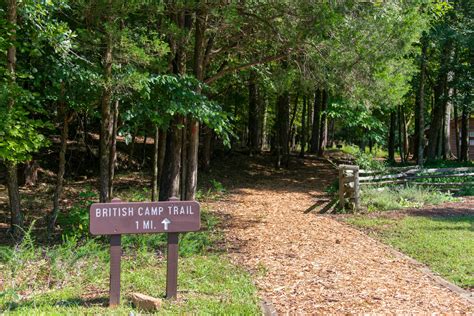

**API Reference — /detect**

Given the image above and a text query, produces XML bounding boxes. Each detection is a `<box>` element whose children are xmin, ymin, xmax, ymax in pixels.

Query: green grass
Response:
<box><xmin>0</xmin><ymin>209</ymin><xmax>259</xmax><ymax>314</ymax></box>
<box><xmin>345</xmin><ymin>215</ymin><xmax>474</xmax><ymax>289</ymax></box>
<box><xmin>361</xmin><ymin>186</ymin><xmax>458</xmax><ymax>212</ymax></box>
<box><xmin>423</xmin><ymin>159</ymin><xmax>474</xmax><ymax>168</ymax></box>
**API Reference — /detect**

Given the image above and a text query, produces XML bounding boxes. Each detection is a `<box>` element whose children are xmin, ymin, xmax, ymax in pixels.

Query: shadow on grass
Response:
<box><xmin>4</xmin><ymin>296</ymin><xmax>109</xmax><ymax>311</ymax></box>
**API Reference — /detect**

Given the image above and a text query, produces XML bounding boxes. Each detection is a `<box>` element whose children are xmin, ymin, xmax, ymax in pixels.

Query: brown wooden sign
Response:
<box><xmin>89</xmin><ymin>200</ymin><xmax>200</xmax><ymax>235</ymax></box>
<box><xmin>89</xmin><ymin>198</ymin><xmax>200</xmax><ymax>307</ymax></box>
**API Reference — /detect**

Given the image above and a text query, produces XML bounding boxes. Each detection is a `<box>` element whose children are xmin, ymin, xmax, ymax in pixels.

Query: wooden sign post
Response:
<box><xmin>89</xmin><ymin>198</ymin><xmax>200</xmax><ymax>307</ymax></box>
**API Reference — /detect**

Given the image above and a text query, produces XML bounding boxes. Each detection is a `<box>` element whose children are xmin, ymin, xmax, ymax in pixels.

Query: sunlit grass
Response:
<box><xmin>361</xmin><ymin>186</ymin><xmax>458</xmax><ymax>212</ymax></box>
<box><xmin>345</xmin><ymin>215</ymin><xmax>474</xmax><ymax>288</ymax></box>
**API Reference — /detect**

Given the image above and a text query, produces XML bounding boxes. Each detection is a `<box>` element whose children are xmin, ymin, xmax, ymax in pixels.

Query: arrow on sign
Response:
<box><xmin>161</xmin><ymin>218</ymin><xmax>171</xmax><ymax>231</ymax></box>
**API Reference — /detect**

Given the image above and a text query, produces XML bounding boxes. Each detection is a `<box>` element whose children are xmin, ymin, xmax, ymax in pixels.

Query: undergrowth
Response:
<box><xmin>340</xmin><ymin>144</ymin><xmax>386</xmax><ymax>171</ymax></box>
<box><xmin>361</xmin><ymin>185</ymin><xmax>458</xmax><ymax>212</ymax></box>
<box><xmin>0</xmin><ymin>182</ymin><xmax>259</xmax><ymax>314</ymax></box>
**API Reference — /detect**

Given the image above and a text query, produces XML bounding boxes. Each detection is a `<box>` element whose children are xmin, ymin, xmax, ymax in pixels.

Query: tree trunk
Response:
<box><xmin>318</xmin><ymin>89</ymin><xmax>328</xmax><ymax>156</ymax></box>
<box><xmin>99</xmin><ymin>21</ymin><xmax>114</xmax><ymax>203</ymax></box>
<box><xmin>180</xmin><ymin>118</ymin><xmax>187</xmax><ymax>200</ymax></box>
<box><xmin>427</xmin><ymin>41</ymin><xmax>451</xmax><ymax>161</ymax></box>
<box><xmin>310</xmin><ymin>89</ymin><xmax>321</xmax><ymax>153</ymax></box>
<box><xmin>129</xmin><ymin>127</ymin><xmax>137</xmax><ymax>161</ymax></box>
<box><xmin>259</xmin><ymin>94</ymin><xmax>266</xmax><ymax>150</ymax></box>
<box><xmin>415</xmin><ymin>38</ymin><xmax>426</xmax><ymax>166</ymax></box>
<box><xmin>201</xmin><ymin>127</ymin><xmax>213</xmax><ymax>171</ymax></box>
<box><xmin>454</xmin><ymin>98</ymin><xmax>460</xmax><ymax>159</ymax></box>
<box><xmin>307</xmin><ymin>94</ymin><xmax>313</xmax><ymax>148</ymax></box>
<box><xmin>288</xmin><ymin>94</ymin><xmax>299</xmax><ymax>152</ymax></box>
<box><xmin>299</xmin><ymin>95</ymin><xmax>307</xmax><ymax>158</ymax></box>
<box><xmin>402</xmin><ymin>106</ymin><xmax>409</xmax><ymax>161</ymax></box>
<box><xmin>108</xmin><ymin>100</ymin><xmax>119</xmax><ymax>199</ymax></box>
<box><xmin>141</xmin><ymin>131</ymin><xmax>148</xmax><ymax>167</ymax></box>
<box><xmin>388</xmin><ymin>111</ymin><xmax>396</xmax><ymax>162</ymax></box>
<box><xmin>248</xmin><ymin>72</ymin><xmax>260</xmax><ymax>155</ymax></box>
<box><xmin>48</xmin><ymin>85</ymin><xmax>70</xmax><ymax>233</ymax></box>
<box><xmin>158</xmin><ymin>129</ymin><xmax>166</xmax><ymax>187</ymax></box>
<box><xmin>398</xmin><ymin>104</ymin><xmax>405</xmax><ymax>163</ymax></box>
<box><xmin>275</xmin><ymin>92</ymin><xmax>290</xmax><ymax>168</ymax></box>
<box><xmin>152</xmin><ymin>126</ymin><xmax>159</xmax><ymax>201</ymax></box>
<box><xmin>6</xmin><ymin>163</ymin><xmax>21</xmax><ymax>233</ymax></box>
<box><xmin>185</xmin><ymin>119</ymin><xmax>199</xmax><ymax>200</ymax></box>
<box><xmin>160</xmin><ymin>7</ymin><xmax>189</xmax><ymax>202</ymax></box>
<box><xmin>460</xmin><ymin>107</ymin><xmax>469</xmax><ymax>162</ymax></box>
<box><xmin>427</xmin><ymin>86</ymin><xmax>444</xmax><ymax>160</ymax></box>
<box><xmin>159</xmin><ymin>116</ymin><xmax>183</xmax><ymax>201</ymax></box>
<box><xmin>443</xmin><ymin>86</ymin><xmax>453</xmax><ymax>159</ymax></box>
<box><xmin>5</xmin><ymin>0</ymin><xmax>21</xmax><ymax>235</ymax></box>
<box><xmin>4</xmin><ymin>68</ymin><xmax>19</xmax><ymax>247</ymax></box>
<box><xmin>328</xmin><ymin>118</ymin><xmax>335</xmax><ymax>148</ymax></box>
<box><xmin>184</xmin><ymin>4</ymin><xmax>205</xmax><ymax>201</ymax></box>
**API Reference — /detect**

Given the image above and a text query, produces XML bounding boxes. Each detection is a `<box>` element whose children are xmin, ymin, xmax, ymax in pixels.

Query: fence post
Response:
<box><xmin>338</xmin><ymin>166</ymin><xmax>345</xmax><ymax>209</ymax></box>
<box><xmin>353</xmin><ymin>166</ymin><xmax>360</xmax><ymax>211</ymax></box>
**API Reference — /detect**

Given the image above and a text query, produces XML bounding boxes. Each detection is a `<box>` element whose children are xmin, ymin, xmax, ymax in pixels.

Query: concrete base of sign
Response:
<box><xmin>129</xmin><ymin>292</ymin><xmax>162</xmax><ymax>311</ymax></box>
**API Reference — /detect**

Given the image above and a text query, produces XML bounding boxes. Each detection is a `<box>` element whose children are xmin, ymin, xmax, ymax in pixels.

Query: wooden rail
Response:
<box><xmin>338</xmin><ymin>165</ymin><xmax>474</xmax><ymax>211</ymax></box>
<box><xmin>359</xmin><ymin>166</ymin><xmax>474</xmax><ymax>186</ymax></box>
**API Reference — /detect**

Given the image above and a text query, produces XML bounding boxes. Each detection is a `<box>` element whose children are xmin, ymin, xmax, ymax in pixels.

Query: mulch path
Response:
<box><xmin>203</xmin><ymin>154</ymin><xmax>474</xmax><ymax>314</ymax></box>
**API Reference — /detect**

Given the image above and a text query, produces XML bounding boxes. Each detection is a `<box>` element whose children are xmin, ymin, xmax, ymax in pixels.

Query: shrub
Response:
<box><xmin>354</xmin><ymin>151</ymin><xmax>386</xmax><ymax>172</ymax></box>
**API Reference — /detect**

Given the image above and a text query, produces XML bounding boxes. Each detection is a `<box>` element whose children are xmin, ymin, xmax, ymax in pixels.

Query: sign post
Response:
<box><xmin>89</xmin><ymin>198</ymin><xmax>200</xmax><ymax>307</ymax></box>
<box><xmin>166</xmin><ymin>232</ymin><xmax>179</xmax><ymax>299</ymax></box>
<box><xmin>109</xmin><ymin>234</ymin><xmax>121</xmax><ymax>306</ymax></box>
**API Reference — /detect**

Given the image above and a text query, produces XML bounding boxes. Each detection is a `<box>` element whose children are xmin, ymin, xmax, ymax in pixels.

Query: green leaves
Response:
<box><xmin>0</xmin><ymin>106</ymin><xmax>50</xmax><ymax>163</ymax></box>
<box><xmin>121</xmin><ymin>75</ymin><xmax>234</xmax><ymax>146</ymax></box>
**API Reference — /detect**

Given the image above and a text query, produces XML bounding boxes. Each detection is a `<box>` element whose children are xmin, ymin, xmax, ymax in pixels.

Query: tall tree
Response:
<box><xmin>98</xmin><ymin>0</ymin><xmax>115</xmax><ymax>203</ymax></box>
<box><xmin>415</xmin><ymin>36</ymin><xmax>427</xmax><ymax>166</ymax></box>
<box><xmin>5</xmin><ymin>0</ymin><xmax>21</xmax><ymax>234</ymax></box>
<box><xmin>310</xmin><ymin>89</ymin><xmax>321</xmax><ymax>153</ymax></box>
<box><xmin>318</xmin><ymin>89</ymin><xmax>328</xmax><ymax>156</ymax></box>
<box><xmin>299</xmin><ymin>95</ymin><xmax>307</xmax><ymax>158</ymax></box>
<box><xmin>49</xmin><ymin>84</ymin><xmax>71</xmax><ymax>233</ymax></box>
<box><xmin>388</xmin><ymin>111</ymin><xmax>396</xmax><ymax>162</ymax></box>
<box><xmin>275</xmin><ymin>92</ymin><xmax>290</xmax><ymax>168</ymax></box>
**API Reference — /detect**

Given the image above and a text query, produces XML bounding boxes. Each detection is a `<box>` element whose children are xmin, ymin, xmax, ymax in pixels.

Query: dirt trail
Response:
<box><xmin>204</xmin><ymin>154</ymin><xmax>473</xmax><ymax>314</ymax></box>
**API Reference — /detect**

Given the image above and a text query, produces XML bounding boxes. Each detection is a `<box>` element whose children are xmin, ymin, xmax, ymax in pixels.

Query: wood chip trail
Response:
<box><xmin>204</xmin><ymin>156</ymin><xmax>473</xmax><ymax>314</ymax></box>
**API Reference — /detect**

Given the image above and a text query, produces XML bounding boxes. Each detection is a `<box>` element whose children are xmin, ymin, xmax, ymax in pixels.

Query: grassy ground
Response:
<box><xmin>360</xmin><ymin>186</ymin><xmax>458</xmax><ymax>212</ymax></box>
<box><xmin>0</xmin><ymin>177</ymin><xmax>260</xmax><ymax>314</ymax></box>
<box><xmin>344</xmin><ymin>214</ymin><xmax>474</xmax><ymax>289</ymax></box>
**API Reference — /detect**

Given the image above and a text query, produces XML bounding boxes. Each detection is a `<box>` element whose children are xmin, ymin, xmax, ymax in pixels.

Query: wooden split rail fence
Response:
<box><xmin>338</xmin><ymin>165</ymin><xmax>474</xmax><ymax>211</ymax></box>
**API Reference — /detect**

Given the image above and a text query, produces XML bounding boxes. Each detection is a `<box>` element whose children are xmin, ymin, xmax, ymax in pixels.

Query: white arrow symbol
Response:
<box><xmin>161</xmin><ymin>218</ymin><xmax>171</xmax><ymax>231</ymax></box>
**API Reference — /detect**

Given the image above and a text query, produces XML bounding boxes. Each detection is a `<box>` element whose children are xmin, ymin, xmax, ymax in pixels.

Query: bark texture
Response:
<box><xmin>48</xmin><ymin>87</ymin><xmax>70</xmax><ymax>233</ymax></box>
<box><xmin>108</xmin><ymin>100</ymin><xmax>119</xmax><ymax>199</ymax></box>
<box><xmin>6</xmin><ymin>0</ymin><xmax>21</xmax><ymax>235</ymax></box>
<box><xmin>310</xmin><ymin>89</ymin><xmax>321</xmax><ymax>153</ymax></box>
<box><xmin>159</xmin><ymin>116</ymin><xmax>183</xmax><ymax>201</ymax></box>
<box><xmin>318</xmin><ymin>90</ymin><xmax>328</xmax><ymax>156</ymax></box>
<box><xmin>275</xmin><ymin>92</ymin><xmax>290</xmax><ymax>169</ymax></box>
<box><xmin>415</xmin><ymin>39</ymin><xmax>426</xmax><ymax>166</ymax></box>
<box><xmin>152</xmin><ymin>127</ymin><xmax>159</xmax><ymax>201</ymax></box>
<box><xmin>248</xmin><ymin>72</ymin><xmax>262</xmax><ymax>154</ymax></box>
<box><xmin>460</xmin><ymin>108</ymin><xmax>469</xmax><ymax>161</ymax></box>
<box><xmin>299</xmin><ymin>95</ymin><xmax>307</xmax><ymax>158</ymax></box>
<box><xmin>388</xmin><ymin>111</ymin><xmax>396</xmax><ymax>162</ymax></box>
<box><xmin>99</xmin><ymin>19</ymin><xmax>113</xmax><ymax>203</ymax></box>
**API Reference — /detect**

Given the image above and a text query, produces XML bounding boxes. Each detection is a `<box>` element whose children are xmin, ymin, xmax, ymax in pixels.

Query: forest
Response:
<box><xmin>0</xmin><ymin>0</ymin><xmax>473</xmax><ymax>314</ymax></box>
